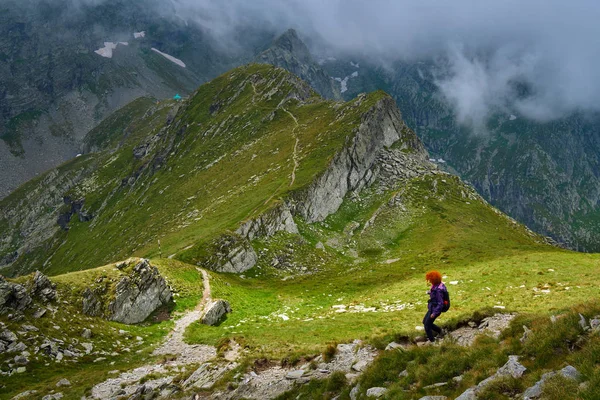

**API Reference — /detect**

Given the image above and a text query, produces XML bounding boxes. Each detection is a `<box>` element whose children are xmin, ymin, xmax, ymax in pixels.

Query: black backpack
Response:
<box><xmin>441</xmin><ymin>287</ymin><xmax>451</xmax><ymax>312</ymax></box>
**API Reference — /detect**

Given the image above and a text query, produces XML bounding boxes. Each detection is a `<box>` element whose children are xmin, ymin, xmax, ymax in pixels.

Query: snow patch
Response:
<box><xmin>350</xmin><ymin>61</ymin><xmax>360</xmax><ymax>68</ymax></box>
<box><xmin>151</xmin><ymin>48</ymin><xmax>186</xmax><ymax>68</ymax></box>
<box><xmin>351</xmin><ymin>71</ymin><xmax>359</xmax><ymax>78</ymax></box>
<box><xmin>95</xmin><ymin>42</ymin><xmax>125</xmax><ymax>58</ymax></box>
<box><xmin>509</xmin><ymin>114</ymin><xmax>517</xmax><ymax>120</ymax></box>
<box><xmin>134</xmin><ymin>31</ymin><xmax>146</xmax><ymax>39</ymax></box>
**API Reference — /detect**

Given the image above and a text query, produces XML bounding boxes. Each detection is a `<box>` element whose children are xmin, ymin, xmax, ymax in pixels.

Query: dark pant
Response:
<box><xmin>423</xmin><ymin>309</ymin><xmax>442</xmax><ymax>342</ymax></box>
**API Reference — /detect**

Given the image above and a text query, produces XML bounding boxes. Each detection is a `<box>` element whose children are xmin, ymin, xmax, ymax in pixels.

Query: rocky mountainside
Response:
<box><xmin>0</xmin><ymin>0</ymin><xmax>271</xmax><ymax>199</ymax></box>
<box><xmin>319</xmin><ymin>56</ymin><xmax>600</xmax><ymax>252</ymax></box>
<box><xmin>0</xmin><ymin>63</ymin><xmax>598</xmax><ymax>399</ymax></box>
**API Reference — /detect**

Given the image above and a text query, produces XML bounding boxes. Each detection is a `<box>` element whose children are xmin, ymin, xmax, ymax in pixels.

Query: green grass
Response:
<box><xmin>281</xmin><ymin>300</ymin><xmax>600</xmax><ymax>400</ymax></box>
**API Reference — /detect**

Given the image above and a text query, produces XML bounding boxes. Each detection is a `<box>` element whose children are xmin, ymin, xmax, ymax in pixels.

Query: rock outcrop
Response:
<box><xmin>82</xmin><ymin>259</ymin><xmax>172</xmax><ymax>324</ymax></box>
<box><xmin>0</xmin><ymin>277</ymin><xmax>31</xmax><ymax>314</ymax></box>
<box><xmin>201</xmin><ymin>300</ymin><xmax>232</xmax><ymax>326</ymax></box>
<box><xmin>29</xmin><ymin>271</ymin><xmax>57</xmax><ymax>303</ymax></box>
<box><xmin>108</xmin><ymin>259</ymin><xmax>172</xmax><ymax>324</ymax></box>
<box><xmin>293</xmin><ymin>96</ymin><xmax>430</xmax><ymax>223</ymax></box>
<box><xmin>236</xmin><ymin>203</ymin><xmax>298</xmax><ymax>241</ymax></box>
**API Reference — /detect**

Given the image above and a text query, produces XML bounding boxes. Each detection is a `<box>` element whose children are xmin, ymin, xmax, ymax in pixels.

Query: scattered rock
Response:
<box><xmin>22</xmin><ymin>324</ymin><xmax>38</xmax><ymax>332</ymax></box>
<box><xmin>42</xmin><ymin>394</ymin><xmax>63</xmax><ymax>400</ymax></box>
<box><xmin>423</xmin><ymin>382</ymin><xmax>448</xmax><ymax>389</ymax></box>
<box><xmin>33</xmin><ymin>308</ymin><xmax>47</xmax><ymax>318</ymax></box>
<box><xmin>56</xmin><ymin>378</ymin><xmax>71</xmax><ymax>387</ymax></box>
<box><xmin>350</xmin><ymin>384</ymin><xmax>360</xmax><ymax>400</ymax></box>
<box><xmin>520</xmin><ymin>325</ymin><xmax>532</xmax><ymax>343</ymax></box>
<box><xmin>366</xmin><ymin>387</ymin><xmax>388</xmax><ymax>398</ymax></box>
<box><xmin>590</xmin><ymin>317</ymin><xmax>600</xmax><ymax>332</ymax></box>
<box><xmin>16</xmin><ymin>366</ymin><xmax>26</xmax><ymax>373</ymax></box>
<box><xmin>0</xmin><ymin>329</ymin><xmax>17</xmax><ymax>342</ymax></box>
<box><xmin>286</xmin><ymin>370</ymin><xmax>305</xmax><ymax>379</ymax></box>
<box><xmin>201</xmin><ymin>299</ymin><xmax>231</xmax><ymax>326</ymax></box>
<box><xmin>523</xmin><ymin>365</ymin><xmax>582</xmax><ymax>399</ymax></box>
<box><xmin>385</xmin><ymin>341</ymin><xmax>406</xmax><ymax>351</ymax></box>
<box><xmin>82</xmin><ymin>328</ymin><xmax>92</xmax><ymax>339</ymax></box>
<box><xmin>14</xmin><ymin>355</ymin><xmax>28</xmax><ymax>365</ymax></box>
<box><xmin>419</xmin><ymin>396</ymin><xmax>448</xmax><ymax>400</ymax></box>
<box><xmin>315</xmin><ymin>242</ymin><xmax>325</xmax><ymax>250</ymax></box>
<box><xmin>11</xmin><ymin>390</ymin><xmax>38</xmax><ymax>399</ymax></box>
<box><xmin>579</xmin><ymin>313</ymin><xmax>588</xmax><ymax>330</ymax></box>
<box><xmin>352</xmin><ymin>360</ymin><xmax>369</xmax><ymax>372</ymax></box>
<box><xmin>398</xmin><ymin>369</ymin><xmax>409</xmax><ymax>378</ymax></box>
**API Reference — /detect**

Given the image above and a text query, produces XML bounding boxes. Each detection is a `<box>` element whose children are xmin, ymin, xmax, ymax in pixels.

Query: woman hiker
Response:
<box><xmin>423</xmin><ymin>270</ymin><xmax>446</xmax><ymax>342</ymax></box>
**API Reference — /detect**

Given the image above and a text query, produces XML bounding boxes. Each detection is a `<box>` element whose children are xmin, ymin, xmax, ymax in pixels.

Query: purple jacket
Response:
<box><xmin>428</xmin><ymin>283</ymin><xmax>446</xmax><ymax>315</ymax></box>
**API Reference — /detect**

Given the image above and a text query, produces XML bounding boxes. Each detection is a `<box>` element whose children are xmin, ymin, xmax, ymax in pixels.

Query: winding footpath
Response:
<box><xmin>89</xmin><ymin>269</ymin><xmax>217</xmax><ymax>399</ymax></box>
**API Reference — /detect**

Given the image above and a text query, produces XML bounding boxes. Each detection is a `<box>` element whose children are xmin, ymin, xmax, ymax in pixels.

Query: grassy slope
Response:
<box><xmin>0</xmin><ymin>64</ymin><xmax>386</xmax><ymax>276</ymax></box>
<box><xmin>184</xmin><ymin>175</ymin><xmax>600</xmax><ymax>358</ymax></box>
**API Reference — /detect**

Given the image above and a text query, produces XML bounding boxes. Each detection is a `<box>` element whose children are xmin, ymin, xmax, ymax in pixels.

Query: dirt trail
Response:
<box><xmin>89</xmin><ymin>268</ymin><xmax>217</xmax><ymax>399</ymax></box>
<box><xmin>282</xmin><ymin>108</ymin><xmax>300</xmax><ymax>187</ymax></box>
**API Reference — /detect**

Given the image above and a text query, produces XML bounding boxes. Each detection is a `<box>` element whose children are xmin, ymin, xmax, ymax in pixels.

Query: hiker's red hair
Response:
<box><xmin>425</xmin><ymin>270</ymin><xmax>442</xmax><ymax>285</ymax></box>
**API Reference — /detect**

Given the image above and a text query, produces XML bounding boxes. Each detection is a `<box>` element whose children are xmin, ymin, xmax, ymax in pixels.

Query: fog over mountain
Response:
<box><xmin>162</xmin><ymin>0</ymin><xmax>600</xmax><ymax>128</ymax></box>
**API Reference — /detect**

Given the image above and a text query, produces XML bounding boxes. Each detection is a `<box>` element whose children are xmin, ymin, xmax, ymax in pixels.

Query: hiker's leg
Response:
<box><xmin>431</xmin><ymin>320</ymin><xmax>442</xmax><ymax>334</ymax></box>
<box><xmin>423</xmin><ymin>310</ymin><xmax>436</xmax><ymax>342</ymax></box>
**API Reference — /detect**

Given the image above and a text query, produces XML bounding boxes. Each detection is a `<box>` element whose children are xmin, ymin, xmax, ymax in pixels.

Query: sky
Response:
<box><xmin>166</xmin><ymin>0</ymin><xmax>600</xmax><ymax>127</ymax></box>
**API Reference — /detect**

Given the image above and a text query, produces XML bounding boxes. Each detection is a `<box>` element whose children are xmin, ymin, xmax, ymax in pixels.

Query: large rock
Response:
<box><xmin>456</xmin><ymin>356</ymin><xmax>526</xmax><ymax>399</ymax></box>
<box><xmin>82</xmin><ymin>259</ymin><xmax>172</xmax><ymax>324</ymax></box>
<box><xmin>29</xmin><ymin>271</ymin><xmax>57</xmax><ymax>302</ymax></box>
<box><xmin>523</xmin><ymin>365</ymin><xmax>582</xmax><ymax>399</ymax></box>
<box><xmin>0</xmin><ymin>276</ymin><xmax>31</xmax><ymax>315</ymax></box>
<box><xmin>108</xmin><ymin>259</ymin><xmax>172</xmax><ymax>324</ymax></box>
<box><xmin>201</xmin><ymin>300</ymin><xmax>231</xmax><ymax>326</ymax></box>
<box><xmin>366</xmin><ymin>387</ymin><xmax>388</xmax><ymax>398</ymax></box>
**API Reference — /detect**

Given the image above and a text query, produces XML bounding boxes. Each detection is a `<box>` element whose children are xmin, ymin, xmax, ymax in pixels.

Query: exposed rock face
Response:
<box><xmin>202</xmin><ymin>234</ymin><xmax>259</xmax><ymax>274</ymax></box>
<box><xmin>82</xmin><ymin>288</ymin><xmax>104</xmax><ymax>317</ymax></box>
<box><xmin>30</xmin><ymin>271</ymin><xmax>57</xmax><ymax>302</ymax></box>
<box><xmin>294</xmin><ymin>96</ymin><xmax>429</xmax><ymax>222</ymax></box>
<box><xmin>108</xmin><ymin>259</ymin><xmax>172</xmax><ymax>324</ymax></box>
<box><xmin>456</xmin><ymin>355</ymin><xmax>526</xmax><ymax>400</ymax></box>
<box><xmin>257</xmin><ymin>29</ymin><xmax>341</xmax><ymax>100</ymax></box>
<box><xmin>0</xmin><ymin>276</ymin><xmax>31</xmax><ymax>314</ymax></box>
<box><xmin>201</xmin><ymin>300</ymin><xmax>232</xmax><ymax>326</ymax></box>
<box><xmin>236</xmin><ymin>203</ymin><xmax>298</xmax><ymax>241</ymax></box>
<box><xmin>82</xmin><ymin>259</ymin><xmax>172</xmax><ymax>324</ymax></box>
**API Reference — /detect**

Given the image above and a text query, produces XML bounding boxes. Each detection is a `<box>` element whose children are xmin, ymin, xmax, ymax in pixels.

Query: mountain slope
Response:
<box><xmin>319</xmin><ymin>56</ymin><xmax>600</xmax><ymax>252</ymax></box>
<box><xmin>1</xmin><ymin>64</ymin><xmax>599</xmax><ymax>400</ymax></box>
<box><xmin>0</xmin><ymin>0</ymin><xmax>271</xmax><ymax>199</ymax></box>
<box><xmin>0</xmin><ymin>64</ymin><xmax>421</xmax><ymax>276</ymax></box>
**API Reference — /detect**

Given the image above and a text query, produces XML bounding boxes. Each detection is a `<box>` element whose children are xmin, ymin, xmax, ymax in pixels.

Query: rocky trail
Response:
<box><xmin>88</xmin><ymin>268</ymin><xmax>218</xmax><ymax>399</ymax></box>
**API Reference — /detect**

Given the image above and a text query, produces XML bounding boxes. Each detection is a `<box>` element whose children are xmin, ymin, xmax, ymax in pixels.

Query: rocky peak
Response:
<box><xmin>270</xmin><ymin>29</ymin><xmax>313</xmax><ymax>64</ymax></box>
<box><xmin>257</xmin><ymin>29</ymin><xmax>341</xmax><ymax>100</ymax></box>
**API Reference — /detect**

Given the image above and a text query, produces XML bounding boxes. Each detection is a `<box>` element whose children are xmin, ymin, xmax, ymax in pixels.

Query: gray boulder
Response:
<box><xmin>366</xmin><ymin>387</ymin><xmax>388</xmax><ymax>398</ymax></box>
<box><xmin>30</xmin><ymin>271</ymin><xmax>57</xmax><ymax>302</ymax></box>
<box><xmin>0</xmin><ymin>276</ymin><xmax>32</xmax><ymax>314</ymax></box>
<box><xmin>523</xmin><ymin>365</ymin><xmax>582</xmax><ymax>399</ymax></box>
<box><xmin>82</xmin><ymin>259</ymin><xmax>172</xmax><ymax>324</ymax></box>
<box><xmin>201</xmin><ymin>300</ymin><xmax>231</xmax><ymax>326</ymax></box>
<box><xmin>0</xmin><ymin>329</ymin><xmax>17</xmax><ymax>342</ymax></box>
<box><xmin>456</xmin><ymin>356</ymin><xmax>526</xmax><ymax>399</ymax></box>
<box><xmin>419</xmin><ymin>397</ymin><xmax>448</xmax><ymax>400</ymax></box>
<box><xmin>590</xmin><ymin>317</ymin><xmax>599</xmax><ymax>331</ymax></box>
<box><xmin>108</xmin><ymin>259</ymin><xmax>172</xmax><ymax>324</ymax></box>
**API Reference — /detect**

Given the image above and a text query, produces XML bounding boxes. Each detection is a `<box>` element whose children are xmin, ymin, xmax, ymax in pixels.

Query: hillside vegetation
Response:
<box><xmin>0</xmin><ymin>64</ymin><xmax>598</xmax><ymax>399</ymax></box>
